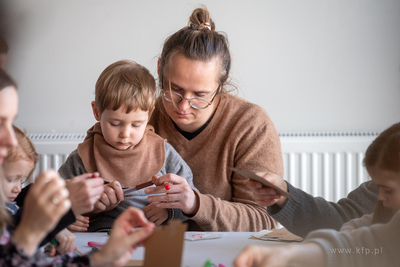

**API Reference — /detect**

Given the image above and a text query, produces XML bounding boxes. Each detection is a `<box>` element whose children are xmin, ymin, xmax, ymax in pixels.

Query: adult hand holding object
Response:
<box><xmin>244</xmin><ymin>172</ymin><xmax>289</xmax><ymax>208</ymax></box>
<box><xmin>13</xmin><ymin>169</ymin><xmax>71</xmax><ymax>255</ymax></box>
<box><xmin>89</xmin><ymin>207</ymin><xmax>154</xmax><ymax>267</ymax></box>
<box><xmin>65</xmin><ymin>172</ymin><xmax>104</xmax><ymax>215</ymax></box>
<box><xmin>145</xmin><ymin>174</ymin><xmax>199</xmax><ymax>216</ymax></box>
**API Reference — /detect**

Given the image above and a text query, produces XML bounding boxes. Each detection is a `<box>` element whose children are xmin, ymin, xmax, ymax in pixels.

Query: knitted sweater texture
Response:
<box><xmin>150</xmin><ymin>94</ymin><xmax>284</xmax><ymax>231</ymax></box>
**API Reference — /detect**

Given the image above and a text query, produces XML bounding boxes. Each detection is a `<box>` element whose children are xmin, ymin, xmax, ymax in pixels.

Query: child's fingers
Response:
<box><xmin>144</xmin><ymin>208</ymin><xmax>157</xmax><ymax>221</ymax></box>
<box><xmin>153</xmin><ymin>218</ymin><xmax>162</xmax><ymax>226</ymax></box>
<box><xmin>142</xmin><ymin>202</ymin><xmax>156</xmax><ymax>214</ymax></box>
<box><xmin>94</xmin><ymin>200</ymin><xmax>107</xmax><ymax>211</ymax></box>
<box><xmin>99</xmin><ymin>192</ymin><xmax>112</xmax><ymax>207</ymax></box>
<box><xmin>146</xmin><ymin>213</ymin><xmax>157</xmax><ymax>223</ymax></box>
<box><xmin>107</xmin><ymin>181</ymin><xmax>124</xmax><ymax>201</ymax></box>
<box><xmin>48</xmin><ymin>244</ymin><xmax>57</xmax><ymax>257</ymax></box>
<box><xmin>114</xmin><ymin>207</ymin><xmax>153</xmax><ymax>230</ymax></box>
<box><xmin>67</xmin><ymin>224</ymin><xmax>88</xmax><ymax>233</ymax></box>
<box><xmin>73</xmin><ymin>220</ymin><xmax>89</xmax><ymax>228</ymax></box>
<box><xmin>75</xmin><ymin>215</ymin><xmax>90</xmax><ymax>224</ymax></box>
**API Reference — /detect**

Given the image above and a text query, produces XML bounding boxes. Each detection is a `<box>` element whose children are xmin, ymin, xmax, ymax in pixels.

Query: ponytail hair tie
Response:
<box><xmin>202</xmin><ymin>22</ymin><xmax>211</xmax><ymax>30</ymax></box>
<box><xmin>189</xmin><ymin>22</ymin><xmax>211</xmax><ymax>31</ymax></box>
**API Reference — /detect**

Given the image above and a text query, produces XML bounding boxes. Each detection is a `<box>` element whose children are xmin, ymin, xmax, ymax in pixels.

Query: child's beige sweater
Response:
<box><xmin>150</xmin><ymin>94</ymin><xmax>284</xmax><ymax>231</ymax></box>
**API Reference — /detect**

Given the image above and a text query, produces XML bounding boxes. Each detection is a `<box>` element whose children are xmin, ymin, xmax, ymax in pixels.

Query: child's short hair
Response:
<box><xmin>95</xmin><ymin>60</ymin><xmax>156</xmax><ymax>115</ymax></box>
<box><xmin>5</xmin><ymin>125</ymin><xmax>38</xmax><ymax>181</ymax></box>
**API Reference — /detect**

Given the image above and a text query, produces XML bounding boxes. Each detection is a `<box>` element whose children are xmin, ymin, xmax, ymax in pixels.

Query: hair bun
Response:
<box><xmin>188</xmin><ymin>6</ymin><xmax>215</xmax><ymax>31</ymax></box>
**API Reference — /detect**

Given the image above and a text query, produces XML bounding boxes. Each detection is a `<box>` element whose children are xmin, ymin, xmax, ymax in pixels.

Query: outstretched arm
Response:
<box><xmin>267</xmin><ymin>181</ymin><xmax>378</xmax><ymax>237</ymax></box>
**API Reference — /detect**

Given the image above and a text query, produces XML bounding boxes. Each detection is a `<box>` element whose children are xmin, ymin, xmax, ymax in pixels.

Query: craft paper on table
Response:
<box><xmin>184</xmin><ymin>232</ymin><xmax>225</xmax><ymax>241</ymax></box>
<box><xmin>144</xmin><ymin>220</ymin><xmax>187</xmax><ymax>267</ymax></box>
<box><xmin>251</xmin><ymin>228</ymin><xmax>303</xmax><ymax>242</ymax></box>
<box><xmin>230</xmin><ymin>168</ymin><xmax>292</xmax><ymax>198</ymax></box>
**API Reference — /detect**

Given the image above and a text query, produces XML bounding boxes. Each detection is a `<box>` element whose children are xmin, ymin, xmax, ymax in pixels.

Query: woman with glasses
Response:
<box><xmin>146</xmin><ymin>6</ymin><xmax>284</xmax><ymax>232</ymax></box>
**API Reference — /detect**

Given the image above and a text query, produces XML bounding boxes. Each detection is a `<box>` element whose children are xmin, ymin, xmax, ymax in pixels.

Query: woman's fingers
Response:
<box><xmin>145</xmin><ymin>174</ymin><xmax>197</xmax><ymax>214</ymax></box>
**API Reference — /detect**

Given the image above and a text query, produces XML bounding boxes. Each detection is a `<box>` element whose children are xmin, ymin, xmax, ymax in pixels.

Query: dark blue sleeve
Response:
<box><xmin>13</xmin><ymin>184</ymin><xmax>76</xmax><ymax>247</ymax></box>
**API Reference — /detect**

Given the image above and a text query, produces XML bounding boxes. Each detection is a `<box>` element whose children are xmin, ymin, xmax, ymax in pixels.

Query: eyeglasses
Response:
<box><xmin>162</xmin><ymin>86</ymin><xmax>220</xmax><ymax>109</ymax></box>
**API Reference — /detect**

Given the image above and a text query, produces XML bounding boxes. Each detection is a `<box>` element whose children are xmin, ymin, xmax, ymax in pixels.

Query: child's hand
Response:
<box><xmin>67</xmin><ymin>215</ymin><xmax>89</xmax><ymax>232</ymax></box>
<box><xmin>142</xmin><ymin>202</ymin><xmax>169</xmax><ymax>226</ymax></box>
<box><xmin>49</xmin><ymin>229</ymin><xmax>76</xmax><ymax>256</ymax></box>
<box><xmin>92</xmin><ymin>181</ymin><xmax>124</xmax><ymax>213</ymax></box>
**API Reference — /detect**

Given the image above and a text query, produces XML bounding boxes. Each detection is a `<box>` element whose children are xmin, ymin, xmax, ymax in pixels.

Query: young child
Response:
<box><xmin>340</xmin><ymin>122</ymin><xmax>400</xmax><ymax>232</ymax></box>
<box><xmin>234</xmin><ymin>123</ymin><xmax>400</xmax><ymax>267</ymax></box>
<box><xmin>1</xmin><ymin>125</ymin><xmax>37</xmax><ymax>214</ymax></box>
<box><xmin>1</xmin><ymin>125</ymin><xmax>77</xmax><ymax>256</ymax></box>
<box><xmin>59</xmin><ymin>60</ymin><xmax>197</xmax><ymax>232</ymax></box>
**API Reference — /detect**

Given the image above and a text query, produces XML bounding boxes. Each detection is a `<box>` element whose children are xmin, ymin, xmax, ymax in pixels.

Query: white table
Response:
<box><xmin>75</xmin><ymin>232</ymin><xmax>285</xmax><ymax>267</ymax></box>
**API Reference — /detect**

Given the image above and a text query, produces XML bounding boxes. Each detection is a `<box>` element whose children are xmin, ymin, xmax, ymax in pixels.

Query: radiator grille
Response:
<box><xmin>29</xmin><ymin>132</ymin><xmax>378</xmax><ymax>202</ymax></box>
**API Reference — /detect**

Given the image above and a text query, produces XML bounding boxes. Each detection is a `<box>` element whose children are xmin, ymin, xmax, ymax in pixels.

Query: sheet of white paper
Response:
<box><xmin>184</xmin><ymin>232</ymin><xmax>226</xmax><ymax>241</ymax></box>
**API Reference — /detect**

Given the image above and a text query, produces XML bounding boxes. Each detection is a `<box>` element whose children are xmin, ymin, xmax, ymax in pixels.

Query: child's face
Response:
<box><xmin>368</xmin><ymin>166</ymin><xmax>400</xmax><ymax>213</ymax></box>
<box><xmin>1</xmin><ymin>159</ymin><xmax>34</xmax><ymax>202</ymax></box>
<box><xmin>94</xmin><ymin>103</ymin><xmax>150</xmax><ymax>151</ymax></box>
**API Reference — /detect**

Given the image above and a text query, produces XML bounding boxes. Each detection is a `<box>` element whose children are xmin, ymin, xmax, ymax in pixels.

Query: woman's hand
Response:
<box><xmin>233</xmin><ymin>243</ymin><xmax>325</xmax><ymax>267</ymax></box>
<box><xmin>13</xmin><ymin>170</ymin><xmax>71</xmax><ymax>255</ymax></box>
<box><xmin>89</xmin><ymin>207</ymin><xmax>154</xmax><ymax>267</ymax></box>
<box><xmin>245</xmin><ymin>173</ymin><xmax>288</xmax><ymax>208</ymax></box>
<box><xmin>145</xmin><ymin>174</ymin><xmax>199</xmax><ymax>216</ymax></box>
<box><xmin>92</xmin><ymin>181</ymin><xmax>124</xmax><ymax>213</ymax></box>
<box><xmin>65</xmin><ymin>172</ymin><xmax>104</xmax><ymax>215</ymax></box>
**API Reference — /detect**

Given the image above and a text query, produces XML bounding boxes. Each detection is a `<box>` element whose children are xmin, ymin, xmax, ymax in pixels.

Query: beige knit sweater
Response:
<box><xmin>149</xmin><ymin>94</ymin><xmax>284</xmax><ymax>231</ymax></box>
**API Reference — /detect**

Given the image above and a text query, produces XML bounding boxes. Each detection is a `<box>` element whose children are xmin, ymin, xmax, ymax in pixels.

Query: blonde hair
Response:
<box><xmin>4</xmin><ymin>125</ymin><xmax>38</xmax><ymax>183</ymax></box>
<box><xmin>0</xmin><ymin>167</ymin><xmax>11</xmax><ymax>234</ymax></box>
<box><xmin>95</xmin><ymin>60</ymin><xmax>156</xmax><ymax>116</ymax></box>
<box><xmin>363</xmin><ymin>122</ymin><xmax>400</xmax><ymax>224</ymax></box>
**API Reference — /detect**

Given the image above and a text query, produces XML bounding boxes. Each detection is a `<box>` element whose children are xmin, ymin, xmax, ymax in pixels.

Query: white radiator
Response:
<box><xmin>280</xmin><ymin>132</ymin><xmax>378</xmax><ymax>202</ymax></box>
<box><xmin>29</xmin><ymin>131</ymin><xmax>379</xmax><ymax>203</ymax></box>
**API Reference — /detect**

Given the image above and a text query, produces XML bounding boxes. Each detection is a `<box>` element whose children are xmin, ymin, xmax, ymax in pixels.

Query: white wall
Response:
<box><xmin>2</xmin><ymin>0</ymin><xmax>400</xmax><ymax>134</ymax></box>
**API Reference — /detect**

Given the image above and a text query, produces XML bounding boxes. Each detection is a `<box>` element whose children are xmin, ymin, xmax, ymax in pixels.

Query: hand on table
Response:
<box><xmin>13</xmin><ymin>170</ymin><xmax>71</xmax><ymax>255</ymax></box>
<box><xmin>145</xmin><ymin>174</ymin><xmax>199</xmax><ymax>216</ymax></box>
<box><xmin>143</xmin><ymin>202</ymin><xmax>168</xmax><ymax>226</ymax></box>
<box><xmin>65</xmin><ymin>172</ymin><xmax>104</xmax><ymax>215</ymax></box>
<box><xmin>89</xmin><ymin>207</ymin><xmax>154</xmax><ymax>267</ymax></box>
<box><xmin>245</xmin><ymin>173</ymin><xmax>288</xmax><ymax>208</ymax></box>
<box><xmin>67</xmin><ymin>214</ymin><xmax>89</xmax><ymax>232</ymax></box>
